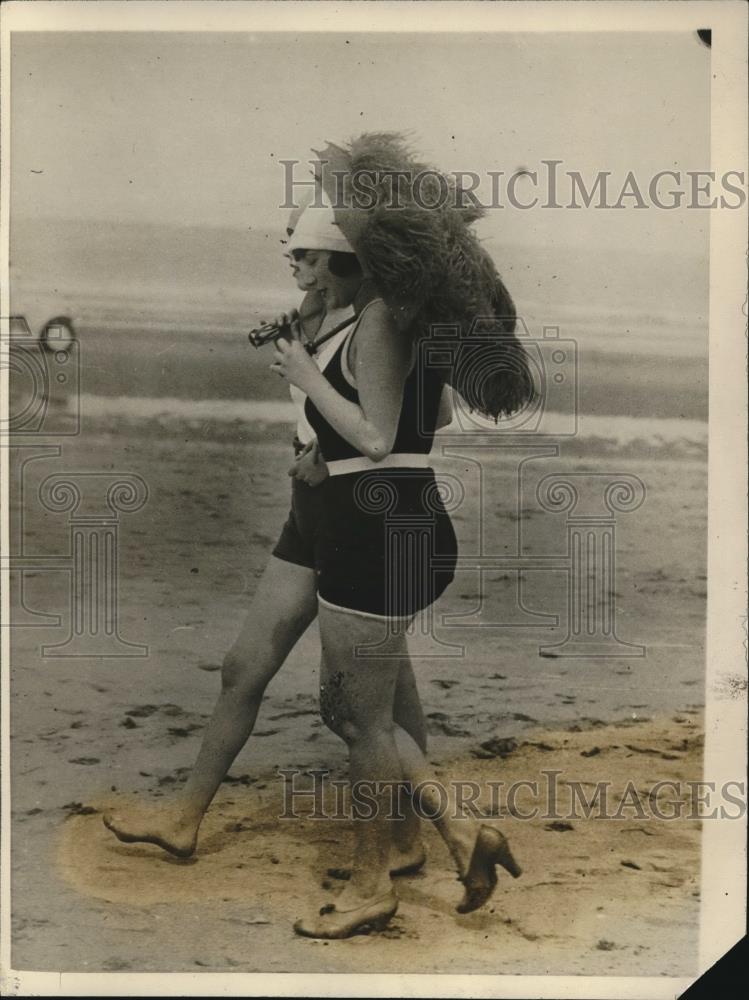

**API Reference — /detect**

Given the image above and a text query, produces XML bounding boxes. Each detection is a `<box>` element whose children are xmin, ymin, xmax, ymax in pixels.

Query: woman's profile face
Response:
<box><xmin>288</xmin><ymin>249</ymin><xmax>333</xmax><ymax>293</ymax></box>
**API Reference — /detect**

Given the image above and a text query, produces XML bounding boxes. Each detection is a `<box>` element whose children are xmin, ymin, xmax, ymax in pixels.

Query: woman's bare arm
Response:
<box><xmin>271</xmin><ymin>302</ymin><xmax>410</xmax><ymax>461</ymax></box>
<box><xmin>307</xmin><ymin>303</ymin><xmax>410</xmax><ymax>460</ymax></box>
<box><xmin>436</xmin><ymin>383</ymin><xmax>454</xmax><ymax>430</ymax></box>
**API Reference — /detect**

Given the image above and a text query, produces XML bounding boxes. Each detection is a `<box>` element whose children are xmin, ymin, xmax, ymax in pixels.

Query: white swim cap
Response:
<box><xmin>285</xmin><ymin>190</ymin><xmax>355</xmax><ymax>255</ymax></box>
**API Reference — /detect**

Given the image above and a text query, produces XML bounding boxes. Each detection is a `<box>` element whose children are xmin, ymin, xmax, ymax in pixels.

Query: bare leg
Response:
<box><xmin>103</xmin><ymin>556</ymin><xmax>317</xmax><ymax>856</ymax></box>
<box><xmin>325</xmin><ymin>655</ymin><xmax>427</xmax><ymax>880</ymax></box>
<box><xmin>393</xmin><ymin>658</ymin><xmax>427</xmax><ymax>753</ymax></box>
<box><xmin>320</xmin><ymin>647</ymin><xmax>401</xmax><ymax>902</ymax></box>
<box><xmin>296</xmin><ymin>605</ymin><xmax>486</xmax><ymax>937</ymax></box>
<box><xmin>390</xmin><ymin>658</ymin><xmax>427</xmax><ymax>865</ymax></box>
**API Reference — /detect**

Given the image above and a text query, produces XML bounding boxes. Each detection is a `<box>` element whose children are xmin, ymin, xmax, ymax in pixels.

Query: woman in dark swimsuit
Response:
<box><xmin>270</xmin><ymin>134</ymin><xmax>534</xmax><ymax>938</ymax></box>
<box><xmin>102</xmin><ymin>190</ymin><xmax>430</xmax><ymax>879</ymax></box>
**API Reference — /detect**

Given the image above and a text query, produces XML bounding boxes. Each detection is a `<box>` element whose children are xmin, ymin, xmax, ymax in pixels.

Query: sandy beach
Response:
<box><xmin>9</xmin><ymin>18</ymin><xmax>743</xmax><ymax>988</ymax></box>
<box><xmin>9</xmin><ymin>417</ymin><xmax>707</xmax><ymax>975</ymax></box>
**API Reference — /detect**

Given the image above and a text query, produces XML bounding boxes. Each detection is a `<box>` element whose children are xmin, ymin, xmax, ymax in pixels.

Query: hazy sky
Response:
<box><xmin>12</xmin><ymin>31</ymin><xmax>710</xmax><ymax>251</ymax></box>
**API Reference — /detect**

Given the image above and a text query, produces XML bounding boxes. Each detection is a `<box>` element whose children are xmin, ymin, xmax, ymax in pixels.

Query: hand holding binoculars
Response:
<box><xmin>248</xmin><ymin>305</ymin><xmax>355</xmax><ymax>357</ymax></box>
<box><xmin>248</xmin><ymin>318</ymin><xmax>297</xmax><ymax>348</ymax></box>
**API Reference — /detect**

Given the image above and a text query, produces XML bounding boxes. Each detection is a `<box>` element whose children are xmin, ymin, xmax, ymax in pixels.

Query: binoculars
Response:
<box><xmin>249</xmin><ymin>309</ymin><xmax>355</xmax><ymax>356</ymax></box>
<box><xmin>247</xmin><ymin>318</ymin><xmax>295</xmax><ymax>348</ymax></box>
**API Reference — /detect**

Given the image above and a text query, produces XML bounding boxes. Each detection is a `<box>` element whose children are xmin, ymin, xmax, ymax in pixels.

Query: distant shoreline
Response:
<box><xmin>59</xmin><ymin>333</ymin><xmax>708</xmax><ymax>422</ymax></box>
<box><xmin>71</xmin><ymin>393</ymin><xmax>707</xmax><ymax>460</ymax></box>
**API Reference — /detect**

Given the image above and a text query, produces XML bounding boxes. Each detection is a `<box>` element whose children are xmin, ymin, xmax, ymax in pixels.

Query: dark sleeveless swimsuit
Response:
<box><xmin>271</xmin><ymin>315</ymin><xmax>353</xmax><ymax>574</ymax></box>
<box><xmin>300</xmin><ymin>300</ymin><xmax>458</xmax><ymax>619</ymax></box>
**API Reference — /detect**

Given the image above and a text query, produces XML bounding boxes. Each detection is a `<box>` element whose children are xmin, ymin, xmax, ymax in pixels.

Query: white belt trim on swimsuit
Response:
<box><xmin>325</xmin><ymin>453</ymin><xmax>432</xmax><ymax>477</ymax></box>
<box><xmin>317</xmin><ymin>595</ymin><xmax>414</xmax><ymax>622</ymax></box>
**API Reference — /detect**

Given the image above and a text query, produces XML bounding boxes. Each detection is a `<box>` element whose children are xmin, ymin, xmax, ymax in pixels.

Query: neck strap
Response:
<box><xmin>304</xmin><ymin>314</ymin><xmax>357</xmax><ymax>356</ymax></box>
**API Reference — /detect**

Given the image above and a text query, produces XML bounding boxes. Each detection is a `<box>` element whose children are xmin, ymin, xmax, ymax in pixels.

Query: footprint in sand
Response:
<box><xmin>124</xmin><ymin>705</ymin><xmax>161</xmax><ymax>719</ymax></box>
<box><xmin>62</xmin><ymin>802</ymin><xmax>99</xmax><ymax>817</ymax></box>
<box><xmin>102</xmin><ymin>957</ymin><xmax>132</xmax><ymax>971</ymax></box>
<box><xmin>167</xmin><ymin>724</ymin><xmax>203</xmax><ymax>738</ymax></box>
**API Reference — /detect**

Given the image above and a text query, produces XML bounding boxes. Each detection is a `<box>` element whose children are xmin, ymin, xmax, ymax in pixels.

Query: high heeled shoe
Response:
<box><xmin>456</xmin><ymin>826</ymin><xmax>522</xmax><ymax>914</ymax></box>
<box><xmin>293</xmin><ymin>888</ymin><xmax>398</xmax><ymax>939</ymax></box>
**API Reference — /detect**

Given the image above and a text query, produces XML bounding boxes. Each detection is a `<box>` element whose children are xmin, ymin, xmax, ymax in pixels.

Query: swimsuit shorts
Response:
<box><xmin>315</xmin><ymin>468</ymin><xmax>457</xmax><ymax>619</ymax></box>
<box><xmin>272</xmin><ymin>473</ymin><xmax>325</xmax><ymax>571</ymax></box>
<box><xmin>273</xmin><ymin>462</ymin><xmax>458</xmax><ymax>620</ymax></box>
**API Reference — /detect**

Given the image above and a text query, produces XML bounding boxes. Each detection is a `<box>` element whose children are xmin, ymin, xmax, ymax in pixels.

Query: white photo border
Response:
<box><xmin>1</xmin><ymin>2</ymin><xmax>746</xmax><ymax>997</ymax></box>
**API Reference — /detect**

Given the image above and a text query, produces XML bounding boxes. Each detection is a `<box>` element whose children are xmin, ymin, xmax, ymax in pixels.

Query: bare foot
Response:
<box><xmin>327</xmin><ymin>840</ymin><xmax>426</xmax><ymax>881</ymax></box>
<box><xmin>102</xmin><ymin>804</ymin><xmax>199</xmax><ymax>858</ymax></box>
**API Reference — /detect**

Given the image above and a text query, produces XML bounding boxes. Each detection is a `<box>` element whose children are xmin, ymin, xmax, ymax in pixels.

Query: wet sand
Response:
<box><xmin>9</xmin><ymin>422</ymin><xmax>707</xmax><ymax>975</ymax></box>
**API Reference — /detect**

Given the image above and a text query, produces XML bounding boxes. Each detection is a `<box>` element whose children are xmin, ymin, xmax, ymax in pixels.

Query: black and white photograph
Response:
<box><xmin>1</xmin><ymin>1</ymin><xmax>746</xmax><ymax>996</ymax></box>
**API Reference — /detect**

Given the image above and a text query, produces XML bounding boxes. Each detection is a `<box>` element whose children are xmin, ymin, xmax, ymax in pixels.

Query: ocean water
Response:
<box><xmin>72</xmin><ymin>392</ymin><xmax>707</xmax><ymax>459</ymax></box>
<box><xmin>11</xmin><ymin>216</ymin><xmax>707</xmax><ymax>352</ymax></box>
<box><xmin>8</xmin><ymin>216</ymin><xmax>708</xmax><ymax>427</ymax></box>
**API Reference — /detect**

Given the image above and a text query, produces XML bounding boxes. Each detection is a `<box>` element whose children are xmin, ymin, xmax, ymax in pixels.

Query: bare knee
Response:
<box><xmin>221</xmin><ymin>649</ymin><xmax>268</xmax><ymax>701</ymax></box>
<box><xmin>320</xmin><ymin>689</ymin><xmax>394</xmax><ymax>745</ymax></box>
<box><xmin>319</xmin><ymin>696</ymin><xmax>346</xmax><ymax>740</ymax></box>
<box><xmin>221</xmin><ymin>604</ymin><xmax>311</xmax><ymax>698</ymax></box>
<box><xmin>321</xmin><ymin>708</ymin><xmax>359</xmax><ymax>743</ymax></box>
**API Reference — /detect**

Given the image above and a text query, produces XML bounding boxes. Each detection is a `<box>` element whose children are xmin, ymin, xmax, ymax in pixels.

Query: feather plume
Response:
<box><xmin>314</xmin><ymin>132</ymin><xmax>535</xmax><ymax>419</ymax></box>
